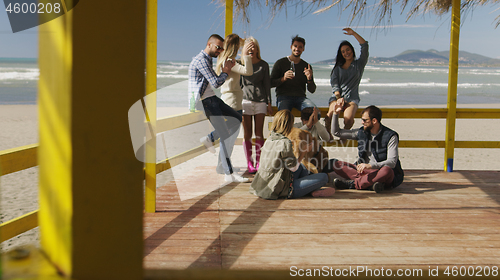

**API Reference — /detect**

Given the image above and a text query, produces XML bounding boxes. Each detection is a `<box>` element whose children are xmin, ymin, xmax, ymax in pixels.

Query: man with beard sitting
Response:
<box><xmin>323</xmin><ymin>105</ymin><xmax>404</xmax><ymax>193</ymax></box>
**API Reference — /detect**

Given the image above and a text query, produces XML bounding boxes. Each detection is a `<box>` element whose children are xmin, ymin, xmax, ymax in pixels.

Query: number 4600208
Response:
<box><xmin>443</xmin><ymin>266</ymin><xmax>498</xmax><ymax>277</ymax></box>
<box><xmin>6</xmin><ymin>2</ymin><xmax>62</xmax><ymax>14</ymax></box>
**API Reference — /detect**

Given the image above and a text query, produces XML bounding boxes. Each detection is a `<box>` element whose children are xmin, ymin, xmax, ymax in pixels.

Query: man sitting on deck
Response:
<box><xmin>323</xmin><ymin>105</ymin><xmax>404</xmax><ymax>193</ymax></box>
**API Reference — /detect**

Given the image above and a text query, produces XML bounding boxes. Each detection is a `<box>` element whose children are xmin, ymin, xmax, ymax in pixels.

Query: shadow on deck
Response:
<box><xmin>144</xmin><ymin>168</ymin><xmax>500</xmax><ymax>270</ymax></box>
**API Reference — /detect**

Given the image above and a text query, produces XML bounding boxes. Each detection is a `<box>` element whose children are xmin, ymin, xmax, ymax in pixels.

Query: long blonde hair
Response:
<box><xmin>244</xmin><ymin>36</ymin><xmax>262</xmax><ymax>60</ymax></box>
<box><xmin>270</xmin><ymin>110</ymin><xmax>294</xmax><ymax>136</ymax></box>
<box><xmin>216</xmin><ymin>34</ymin><xmax>241</xmax><ymax>75</ymax></box>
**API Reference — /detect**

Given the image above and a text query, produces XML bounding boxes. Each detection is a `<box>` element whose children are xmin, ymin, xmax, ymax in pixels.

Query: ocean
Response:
<box><xmin>2</xmin><ymin>58</ymin><xmax>500</xmax><ymax>106</ymax></box>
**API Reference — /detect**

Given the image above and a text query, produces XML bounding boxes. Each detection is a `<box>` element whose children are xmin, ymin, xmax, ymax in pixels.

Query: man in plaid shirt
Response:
<box><xmin>188</xmin><ymin>34</ymin><xmax>248</xmax><ymax>183</ymax></box>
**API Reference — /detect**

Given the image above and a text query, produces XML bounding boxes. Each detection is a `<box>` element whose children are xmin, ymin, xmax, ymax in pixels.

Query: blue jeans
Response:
<box><xmin>212</xmin><ymin>110</ymin><xmax>242</xmax><ymax>173</ymax></box>
<box><xmin>290</xmin><ymin>164</ymin><xmax>329</xmax><ymax>198</ymax></box>
<box><xmin>202</xmin><ymin>96</ymin><xmax>242</xmax><ymax>175</ymax></box>
<box><xmin>210</xmin><ymin>110</ymin><xmax>242</xmax><ymax>142</ymax></box>
<box><xmin>276</xmin><ymin>96</ymin><xmax>320</xmax><ymax>118</ymax></box>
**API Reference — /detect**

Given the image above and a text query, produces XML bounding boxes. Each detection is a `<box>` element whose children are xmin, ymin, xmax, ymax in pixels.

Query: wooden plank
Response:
<box><xmin>221</xmin><ymin>246</ymin><xmax>500</xmax><ymax>258</ymax></box>
<box><xmin>144</xmin><ymin>0</ymin><xmax>158</xmax><ymax>213</ymax></box>
<box><xmin>38</xmin><ymin>0</ymin><xmax>146</xmax><ymax>277</ymax></box>
<box><xmin>456</xmin><ymin>108</ymin><xmax>500</xmax><ymax>119</ymax></box>
<box><xmin>143</xmin><ymin>170</ymin><xmax>500</xmax><ymax>271</ymax></box>
<box><xmin>221</xmin><ymin>233</ymin><xmax>500</xmax><ymax>242</ymax></box>
<box><xmin>155</xmin><ymin>141</ymin><xmax>219</xmax><ymax>174</ymax></box>
<box><xmin>221</xmin><ymin>238</ymin><xmax>500</xmax><ymax>249</ymax></box>
<box><xmin>0</xmin><ymin>144</ymin><xmax>38</xmax><ymax>175</ymax></box>
<box><xmin>399</xmin><ymin>140</ymin><xmax>445</xmax><ymax>148</ymax></box>
<box><xmin>0</xmin><ymin>210</ymin><xmax>38</xmax><ymax>242</ymax></box>
<box><xmin>455</xmin><ymin>141</ymin><xmax>500</xmax><ymax>149</ymax></box>
<box><xmin>144</xmin><ymin>253</ymin><xmax>221</xmax><ymax>263</ymax></box>
<box><xmin>225</xmin><ymin>255</ymin><xmax>500</xmax><ymax>268</ymax></box>
<box><xmin>143</xmin><ymin>267</ymin><xmax>500</xmax><ymax>280</ymax></box>
<box><xmin>156</xmin><ymin>111</ymin><xmax>206</xmax><ymax>133</ymax></box>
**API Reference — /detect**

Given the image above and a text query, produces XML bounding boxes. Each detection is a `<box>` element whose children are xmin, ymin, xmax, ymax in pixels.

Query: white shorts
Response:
<box><xmin>242</xmin><ymin>99</ymin><xmax>267</xmax><ymax>115</ymax></box>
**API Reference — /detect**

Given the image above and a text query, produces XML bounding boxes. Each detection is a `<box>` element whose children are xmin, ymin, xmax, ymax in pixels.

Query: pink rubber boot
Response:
<box><xmin>243</xmin><ymin>141</ymin><xmax>257</xmax><ymax>174</ymax></box>
<box><xmin>255</xmin><ymin>139</ymin><xmax>264</xmax><ymax>171</ymax></box>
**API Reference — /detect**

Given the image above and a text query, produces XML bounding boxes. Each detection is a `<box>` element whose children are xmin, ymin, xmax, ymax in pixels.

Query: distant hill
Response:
<box><xmin>315</xmin><ymin>49</ymin><xmax>500</xmax><ymax>66</ymax></box>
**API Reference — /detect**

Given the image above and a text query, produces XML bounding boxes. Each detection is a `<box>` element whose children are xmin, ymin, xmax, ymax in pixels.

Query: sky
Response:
<box><xmin>1</xmin><ymin>1</ymin><xmax>499</xmax><ymax>63</ymax></box>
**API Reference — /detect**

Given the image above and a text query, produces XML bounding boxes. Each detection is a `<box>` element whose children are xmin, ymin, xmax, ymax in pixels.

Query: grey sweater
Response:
<box><xmin>241</xmin><ymin>60</ymin><xmax>272</xmax><ymax>104</ymax></box>
<box><xmin>330</xmin><ymin>41</ymin><xmax>369</xmax><ymax>103</ymax></box>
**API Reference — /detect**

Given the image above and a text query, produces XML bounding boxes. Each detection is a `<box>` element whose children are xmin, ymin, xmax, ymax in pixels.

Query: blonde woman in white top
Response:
<box><xmin>216</xmin><ymin>34</ymin><xmax>253</xmax><ymax>111</ymax></box>
<box><xmin>202</xmin><ymin>33</ymin><xmax>253</xmax><ymax>174</ymax></box>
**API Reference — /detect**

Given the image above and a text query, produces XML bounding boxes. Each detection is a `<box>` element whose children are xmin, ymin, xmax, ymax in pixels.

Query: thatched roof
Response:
<box><xmin>217</xmin><ymin>0</ymin><xmax>500</xmax><ymax>27</ymax></box>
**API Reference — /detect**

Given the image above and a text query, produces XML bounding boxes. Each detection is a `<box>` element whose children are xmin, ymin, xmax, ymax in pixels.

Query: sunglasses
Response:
<box><xmin>361</xmin><ymin>118</ymin><xmax>371</xmax><ymax>123</ymax></box>
<box><xmin>213</xmin><ymin>44</ymin><xmax>224</xmax><ymax>51</ymax></box>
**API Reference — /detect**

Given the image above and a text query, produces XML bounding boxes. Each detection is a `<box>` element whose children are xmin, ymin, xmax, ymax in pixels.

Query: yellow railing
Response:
<box><xmin>0</xmin><ymin>144</ymin><xmax>38</xmax><ymax>176</ymax></box>
<box><xmin>1</xmin><ymin>106</ymin><xmax>500</xmax><ymax>241</ymax></box>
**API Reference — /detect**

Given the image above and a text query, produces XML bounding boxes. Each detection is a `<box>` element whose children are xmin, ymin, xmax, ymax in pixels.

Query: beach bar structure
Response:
<box><xmin>1</xmin><ymin>0</ymin><xmax>500</xmax><ymax>278</ymax></box>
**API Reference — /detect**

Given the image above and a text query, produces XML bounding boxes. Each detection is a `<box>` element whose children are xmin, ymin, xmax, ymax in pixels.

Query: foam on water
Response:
<box><xmin>361</xmin><ymin>82</ymin><xmax>500</xmax><ymax>88</ymax></box>
<box><xmin>0</xmin><ymin>68</ymin><xmax>39</xmax><ymax>81</ymax></box>
<box><xmin>2</xmin><ymin>60</ymin><xmax>500</xmax><ymax>106</ymax></box>
<box><xmin>157</xmin><ymin>74</ymin><xmax>189</xmax><ymax>79</ymax></box>
<box><xmin>315</xmin><ymin>78</ymin><xmax>330</xmax><ymax>86</ymax></box>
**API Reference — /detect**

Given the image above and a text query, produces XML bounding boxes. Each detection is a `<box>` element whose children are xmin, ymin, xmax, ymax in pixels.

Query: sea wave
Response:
<box><xmin>315</xmin><ymin>78</ymin><xmax>330</xmax><ymax>86</ymax></box>
<box><xmin>361</xmin><ymin>82</ymin><xmax>500</xmax><ymax>88</ymax></box>
<box><xmin>467</xmin><ymin>70</ymin><xmax>500</xmax><ymax>76</ymax></box>
<box><xmin>364</xmin><ymin>65</ymin><xmax>500</xmax><ymax>76</ymax></box>
<box><xmin>365</xmin><ymin>66</ymin><xmax>448</xmax><ymax>74</ymax></box>
<box><xmin>157</xmin><ymin>62</ymin><xmax>189</xmax><ymax>69</ymax></box>
<box><xmin>0</xmin><ymin>69</ymin><xmax>39</xmax><ymax>80</ymax></box>
<box><xmin>316</xmin><ymin>78</ymin><xmax>371</xmax><ymax>86</ymax></box>
<box><xmin>157</xmin><ymin>74</ymin><xmax>189</xmax><ymax>79</ymax></box>
<box><xmin>158</xmin><ymin>70</ymin><xmax>179</xmax><ymax>75</ymax></box>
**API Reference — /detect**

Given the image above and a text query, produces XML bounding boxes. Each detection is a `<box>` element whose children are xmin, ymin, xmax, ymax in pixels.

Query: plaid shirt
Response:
<box><xmin>188</xmin><ymin>50</ymin><xmax>228</xmax><ymax>104</ymax></box>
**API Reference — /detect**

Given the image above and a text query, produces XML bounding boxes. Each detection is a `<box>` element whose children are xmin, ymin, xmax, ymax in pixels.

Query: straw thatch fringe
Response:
<box><xmin>215</xmin><ymin>0</ymin><xmax>500</xmax><ymax>28</ymax></box>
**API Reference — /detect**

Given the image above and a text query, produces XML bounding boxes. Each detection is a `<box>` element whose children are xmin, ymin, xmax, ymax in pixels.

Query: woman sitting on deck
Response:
<box><xmin>249</xmin><ymin>110</ymin><xmax>336</xmax><ymax>199</ymax></box>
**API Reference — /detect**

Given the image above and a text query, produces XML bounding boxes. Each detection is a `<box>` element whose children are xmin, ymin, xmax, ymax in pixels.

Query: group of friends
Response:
<box><xmin>188</xmin><ymin>28</ymin><xmax>404</xmax><ymax>200</ymax></box>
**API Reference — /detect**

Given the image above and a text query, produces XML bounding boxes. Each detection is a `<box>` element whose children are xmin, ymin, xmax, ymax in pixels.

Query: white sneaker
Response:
<box><xmin>224</xmin><ymin>173</ymin><xmax>249</xmax><ymax>183</ymax></box>
<box><xmin>200</xmin><ymin>136</ymin><xmax>215</xmax><ymax>153</ymax></box>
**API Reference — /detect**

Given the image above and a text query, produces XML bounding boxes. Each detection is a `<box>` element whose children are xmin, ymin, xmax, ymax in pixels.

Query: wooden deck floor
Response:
<box><xmin>144</xmin><ymin>168</ymin><xmax>500</xmax><ymax>270</ymax></box>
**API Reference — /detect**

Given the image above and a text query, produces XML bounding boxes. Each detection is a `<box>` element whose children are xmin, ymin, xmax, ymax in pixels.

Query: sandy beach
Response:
<box><xmin>2</xmin><ymin>104</ymin><xmax>500</xmax><ymax>252</ymax></box>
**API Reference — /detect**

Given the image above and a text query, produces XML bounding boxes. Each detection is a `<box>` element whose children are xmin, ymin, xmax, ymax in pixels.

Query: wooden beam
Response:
<box><xmin>455</xmin><ymin>141</ymin><xmax>500</xmax><ymax>149</ymax></box>
<box><xmin>445</xmin><ymin>0</ymin><xmax>460</xmax><ymax>172</ymax></box>
<box><xmin>225</xmin><ymin>0</ymin><xmax>233</xmax><ymax>37</ymax></box>
<box><xmin>38</xmin><ymin>0</ymin><xmax>73</xmax><ymax>273</ymax></box>
<box><xmin>0</xmin><ymin>210</ymin><xmax>38</xmax><ymax>243</ymax></box>
<box><xmin>0</xmin><ymin>144</ymin><xmax>37</xmax><ymax>176</ymax></box>
<box><xmin>156</xmin><ymin>141</ymin><xmax>220</xmax><ymax>174</ymax></box>
<box><xmin>456</xmin><ymin>109</ymin><xmax>500</xmax><ymax>119</ymax></box>
<box><xmin>156</xmin><ymin>111</ymin><xmax>206</xmax><ymax>132</ymax></box>
<box><xmin>38</xmin><ymin>0</ymin><xmax>145</xmax><ymax>278</ymax></box>
<box><xmin>145</xmin><ymin>0</ymin><xmax>158</xmax><ymax>213</ymax></box>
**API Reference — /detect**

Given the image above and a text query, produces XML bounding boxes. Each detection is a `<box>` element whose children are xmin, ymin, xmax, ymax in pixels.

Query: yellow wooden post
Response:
<box><xmin>38</xmin><ymin>0</ymin><xmax>73</xmax><ymax>272</ymax></box>
<box><xmin>445</xmin><ymin>0</ymin><xmax>460</xmax><ymax>172</ymax></box>
<box><xmin>38</xmin><ymin>0</ymin><xmax>145</xmax><ymax>278</ymax></box>
<box><xmin>145</xmin><ymin>0</ymin><xmax>157</xmax><ymax>213</ymax></box>
<box><xmin>225</xmin><ymin>0</ymin><xmax>233</xmax><ymax>37</ymax></box>
<box><xmin>0</xmin><ymin>160</ymin><xmax>2</xmax><ymax>277</ymax></box>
